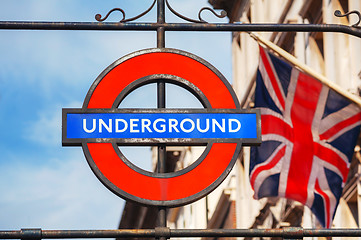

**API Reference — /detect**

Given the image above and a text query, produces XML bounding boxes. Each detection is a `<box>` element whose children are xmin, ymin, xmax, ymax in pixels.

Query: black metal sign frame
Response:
<box><xmin>1</xmin><ymin>0</ymin><xmax>361</xmax><ymax>239</ymax></box>
<box><xmin>61</xmin><ymin>46</ymin><xmax>260</xmax><ymax>208</ymax></box>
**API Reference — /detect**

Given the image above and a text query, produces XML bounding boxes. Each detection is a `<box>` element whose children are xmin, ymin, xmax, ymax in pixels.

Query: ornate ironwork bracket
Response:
<box><xmin>94</xmin><ymin>0</ymin><xmax>226</xmax><ymax>23</ymax></box>
<box><xmin>164</xmin><ymin>0</ymin><xmax>226</xmax><ymax>23</ymax></box>
<box><xmin>0</xmin><ymin>8</ymin><xmax>359</xmax><ymax>38</ymax></box>
<box><xmin>95</xmin><ymin>0</ymin><xmax>156</xmax><ymax>23</ymax></box>
<box><xmin>334</xmin><ymin>10</ymin><xmax>361</xmax><ymax>28</ymax></box>
<box><xmin>93</xmin><ymin>0</ymin><xmax>360</xmax><ymax>30</ymax></box>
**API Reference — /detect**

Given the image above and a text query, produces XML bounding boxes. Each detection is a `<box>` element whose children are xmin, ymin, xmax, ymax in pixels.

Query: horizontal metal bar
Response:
<box><xmin>3</xmin><ymin>228</ymin><xmax>361</xmax><ymax>239</ymax></box>
<box><xmin>171</xmin><ymin>228</ymin><xmax>361</xmax><ymax>238</ymax></box>
<box><xmin>0</xmin><ymin>22</ymin><xmax>360</xmax><ymax>38</ymax></box>
<box><xmin>2</xmin><ymin>229</ymin><xmax>156</xmax><ymax>239</ymax></box>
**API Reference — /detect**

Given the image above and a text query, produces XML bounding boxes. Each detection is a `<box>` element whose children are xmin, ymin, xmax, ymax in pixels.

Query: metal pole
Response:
<box><xmin>157</xmin><ymin>0</ymin><xmax>165</xmax><ymax>48</ymax></box>
<box><xmin>4</xmin><ymin>228</ymin><xmax>361</xmax><ymax>239</ymax></box>
<box><xmin>0</xmin><ymin>22</ymin><xmax>360</xmax><ymax>38</ymax></box>
<box><xmin>156</xmin><ymin>1</ymin><xmax>168</xmax><ymax>240</ymax></box>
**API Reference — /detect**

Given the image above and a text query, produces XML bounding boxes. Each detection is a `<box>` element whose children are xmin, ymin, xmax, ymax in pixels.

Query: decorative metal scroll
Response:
<box><xmin>95</xmin><ymin>0</ymin><xmax>226</xmax><ymax>23</ymax></box>
<box><xmin>165</xmin><ymin>0</ymin><xmax>226</xmax><ymax>23</ymax></box>
<box><xmin>95</xmin><ymin>0</ymin><xmax>361</xmax><ymax>27</ymax></box>
<box><xmin>334</xmin><ymin>10</ymin><xmax>361</xmax><ymax>28</ymax></box>
<box><xmin>95</xmin><ymin>0</ymin><xmax>156</xmax><ymax>22</ymax></box>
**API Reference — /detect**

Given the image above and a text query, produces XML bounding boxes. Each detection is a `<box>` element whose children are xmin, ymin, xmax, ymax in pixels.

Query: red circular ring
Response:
<box><xmin>82</xmin><ymin>48</ymin><xmax>241</xmax><ymax>206</ymax></box>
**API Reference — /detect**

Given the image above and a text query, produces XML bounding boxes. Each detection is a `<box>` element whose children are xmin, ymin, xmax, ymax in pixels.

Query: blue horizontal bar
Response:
<box><xmin>66</xmin><ymin>112</ymin><xmax>257</xmax><ymax>140</ymax></box>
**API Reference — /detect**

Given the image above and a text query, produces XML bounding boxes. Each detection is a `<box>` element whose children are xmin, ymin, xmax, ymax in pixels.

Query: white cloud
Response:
<box><xmin>0</xmin><ymin>31</ymin><xmax>154</xmax><ymax>87</ymax></box>
<box><xmin>23</xmin><ymin>101</ymin><xmax>82</xmax><ymax>147</ymax></box>
<box><xmin>0</xmin><ymin>153</ymin><xmax>124</xmax><ymax>230</ymax></box>
<box><xmin>23</xmin><ymin>108</ymin><xmax>62</xmax><ymax>146</ymax></box>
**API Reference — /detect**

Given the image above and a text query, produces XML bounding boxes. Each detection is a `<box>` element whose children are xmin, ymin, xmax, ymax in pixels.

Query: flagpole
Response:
<box><xmin>249</xmin><ymin>33</ymin><xmax>361</xmax><ymax>108</ymax></box>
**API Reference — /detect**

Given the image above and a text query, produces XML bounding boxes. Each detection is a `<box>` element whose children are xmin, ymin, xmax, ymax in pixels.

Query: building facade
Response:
<box><xmin>224</xmin><ymin>0</ymin><xmax>361</xmax><ymax>230</ymax></box>
<box><xmin>119</xmin><ymin>0</ymin><xmax>361</xmax><ymax>237</ymax></box>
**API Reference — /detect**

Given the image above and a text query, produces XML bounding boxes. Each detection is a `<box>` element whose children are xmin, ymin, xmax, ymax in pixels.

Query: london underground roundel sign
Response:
<box><xmin>62</xmin><ymin>48</ymin><xmax>261</xmax><ymax>207</ymax></box>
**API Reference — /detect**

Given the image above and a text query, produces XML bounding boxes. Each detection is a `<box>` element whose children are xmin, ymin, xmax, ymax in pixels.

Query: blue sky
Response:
<box><xmin>0</xmin><ymin>0</ymin><xmax>231</xmax><ymax>230</ymax></box>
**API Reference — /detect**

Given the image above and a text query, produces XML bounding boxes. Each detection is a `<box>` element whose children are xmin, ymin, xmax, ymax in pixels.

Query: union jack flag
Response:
<box><xmin>250</xmin><ymin>46</ymin><xmax>361</xmax><ymax>228</ymax></box>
